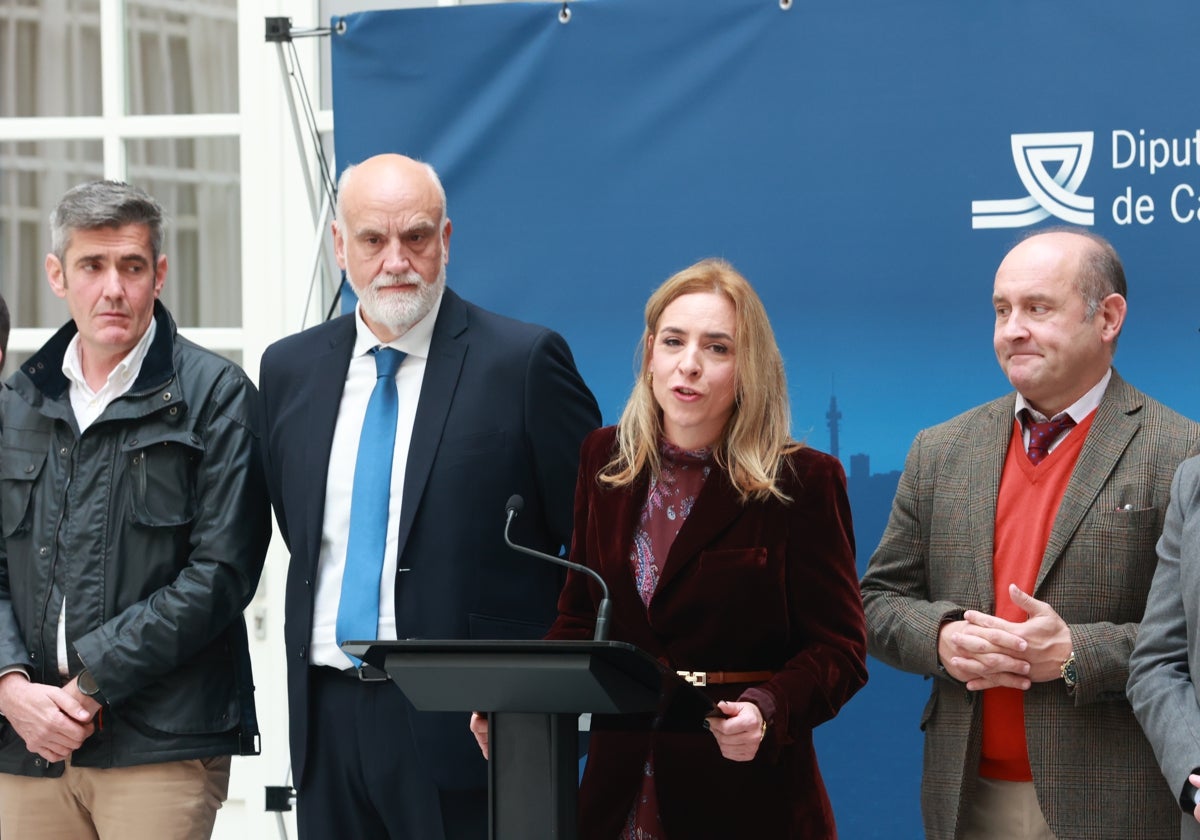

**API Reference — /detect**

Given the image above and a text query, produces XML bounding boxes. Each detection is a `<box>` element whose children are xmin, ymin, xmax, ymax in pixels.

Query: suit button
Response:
<box><xmin>298</xmin><ymin>645</ymin><xmax>307</xmax><ymax>660</ymax></box>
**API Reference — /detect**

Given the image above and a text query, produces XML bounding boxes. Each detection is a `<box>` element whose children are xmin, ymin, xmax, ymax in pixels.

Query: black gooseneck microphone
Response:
<box><xmin>504</xmin><ymin>494</ymin><xmax>611</xmax><ymax>642</ymax></box>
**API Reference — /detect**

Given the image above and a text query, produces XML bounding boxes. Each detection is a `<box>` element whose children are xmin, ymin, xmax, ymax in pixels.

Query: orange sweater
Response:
<box><xmin>979</xmin><ymin>411</ymin><xmax>1095</xmax><ymax>780</ymax></box>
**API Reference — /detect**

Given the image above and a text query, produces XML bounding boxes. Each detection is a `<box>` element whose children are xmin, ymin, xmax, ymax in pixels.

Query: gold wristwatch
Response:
<box><xmin>1060</xmin><ymin>652</ymin><xmax>1078</xmax><ymax>690</ymax></box>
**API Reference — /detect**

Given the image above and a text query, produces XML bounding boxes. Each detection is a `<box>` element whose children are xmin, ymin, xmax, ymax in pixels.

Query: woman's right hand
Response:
<box><xmin>469</xmin><ymin>712</ymin><xmax>489</xmax><ymax>760</ymax></box>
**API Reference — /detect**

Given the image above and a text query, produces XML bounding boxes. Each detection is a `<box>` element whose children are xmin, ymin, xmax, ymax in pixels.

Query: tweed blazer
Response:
<box><xmin>1129</xmin><ymin>455</ymin><xmax>1200</xmax><ymax>840</ymax></box>
<box><xmin>861</xmin><ymin>371</ymin><xmax>1200</xmax><ymax>840</ymax></box>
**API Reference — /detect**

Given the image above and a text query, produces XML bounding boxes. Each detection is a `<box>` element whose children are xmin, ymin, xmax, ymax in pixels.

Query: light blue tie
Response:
<box><xmin>337</xmin><ymin>347</ymin><xmax>405</xmax><ymax>664</ymax></box>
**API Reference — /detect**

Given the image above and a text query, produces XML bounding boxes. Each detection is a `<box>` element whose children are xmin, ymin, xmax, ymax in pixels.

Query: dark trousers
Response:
<box><xmin>298</xmin><ymin>667</ymin><xmax>487</xmax><ymax>840</ymax></box>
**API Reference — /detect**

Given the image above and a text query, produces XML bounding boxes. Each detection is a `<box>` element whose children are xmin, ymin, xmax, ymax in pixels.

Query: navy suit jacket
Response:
<box><xmin>260</xmin><ymin>287</ymin><xmax>600</xmax><ymax>790</ymax></box>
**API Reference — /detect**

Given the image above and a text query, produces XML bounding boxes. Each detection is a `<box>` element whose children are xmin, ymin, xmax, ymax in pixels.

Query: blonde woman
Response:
<box><xmin>474</xmin><ymin>258</ymin><xmax>866</xmax><ymax>838</ymax></box>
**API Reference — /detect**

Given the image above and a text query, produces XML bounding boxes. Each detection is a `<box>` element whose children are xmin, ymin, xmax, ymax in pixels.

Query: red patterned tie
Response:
<box><xmin>1026</xmin><ymin>414</ymin><xmax>1076</xmax><ymax>465</ymax></box>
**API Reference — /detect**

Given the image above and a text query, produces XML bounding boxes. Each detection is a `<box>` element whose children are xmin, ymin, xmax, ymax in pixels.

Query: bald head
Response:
<box><xmin>1011</xmin><ymin>227</ymin><xmax>1127</xmax><ymax>319</ymax></box>
<box><xmin>336</xmin><ymin>154</ymin><xmax>447</xmax><ymax>230</ymax></box>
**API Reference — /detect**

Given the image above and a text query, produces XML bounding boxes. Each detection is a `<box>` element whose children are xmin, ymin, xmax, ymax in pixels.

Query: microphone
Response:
<box><xmin>504</xmin><ymin>494</ymin><xmax>612</xmax><ymax>642</ymax></box>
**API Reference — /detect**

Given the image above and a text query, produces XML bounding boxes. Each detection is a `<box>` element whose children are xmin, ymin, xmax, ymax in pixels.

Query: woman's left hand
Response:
<box><xmin>706</xmin><ymin>700</ymin><xmax>766</xmax><ymax>762</ymax></box>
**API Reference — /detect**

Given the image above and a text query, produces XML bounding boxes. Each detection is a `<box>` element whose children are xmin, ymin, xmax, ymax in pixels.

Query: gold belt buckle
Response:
<box><xmin>677</xmin><ymin>670</ymin><xmax>707</xmax><ymax>686</ymax></box>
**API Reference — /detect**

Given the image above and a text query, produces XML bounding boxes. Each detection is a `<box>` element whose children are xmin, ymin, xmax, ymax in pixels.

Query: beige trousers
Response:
<box><xmin>960</xmin><ymin>776</ymin><xmax>1057</xmax><ymax>840</ymax></box>
<box><xmin>0</xmin><ymin>754</ymin><xmax>230</xmax><ymax>840</ymax></box>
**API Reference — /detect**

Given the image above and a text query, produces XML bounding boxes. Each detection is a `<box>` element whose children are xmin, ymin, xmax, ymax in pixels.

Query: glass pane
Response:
<box><xmin>0</xmin><ymin>139</ymin><xmax>104</xmax><ymax>330</ymax></box>
<box><xmin>126</xmin><ymin>136</ymin><xmax>241</xmax><ymax>328</ymax></box>
<box><xmin>126</xmin><ymin>0</ymin><xmax>238</xmax><ymax>115</ymax></box>
<box><xmin>0</xmin><ymin>0</ymin><xmax>102</xmax><ymax>117</ymax></box>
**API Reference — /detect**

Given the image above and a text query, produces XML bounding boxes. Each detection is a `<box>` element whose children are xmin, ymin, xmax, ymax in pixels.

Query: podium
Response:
<box><xmin>341</xmin><ymin>639</ymin><xmax>716</xmax><ymax>840</ymax></box>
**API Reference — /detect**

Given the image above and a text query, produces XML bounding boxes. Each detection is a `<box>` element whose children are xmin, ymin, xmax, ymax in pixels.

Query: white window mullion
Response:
<box><xmin>156</xmin><ymin>7</ymin><xmax>175</xmax><ymax>114</ymax></box>
<box><xmin>100</xmin><ymin>0</ymin><xmax>126</xmax><ymax>177</ymax></box>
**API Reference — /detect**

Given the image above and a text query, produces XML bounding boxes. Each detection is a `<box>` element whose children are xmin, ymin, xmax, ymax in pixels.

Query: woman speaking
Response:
<box><xmin>474</xmin><ymin>258</ymin><xmax>867</xmax><ymax>838</ymax></box>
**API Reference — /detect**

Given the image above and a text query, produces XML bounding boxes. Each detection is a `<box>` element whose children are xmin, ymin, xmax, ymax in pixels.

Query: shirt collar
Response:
<box><xmin>1014</xmin><ymin>367</ymin><xmax>1111</xmax><ymax>425</ymax></box>
<box><xmin>353</xmin><ymin>288</ymin><xmax>444</xmax><ymax>360</ymax></box>
<box><xmin>61</xmin><ymin>316</ymin><xmax>158</xmax><ymax>397</ymax></box>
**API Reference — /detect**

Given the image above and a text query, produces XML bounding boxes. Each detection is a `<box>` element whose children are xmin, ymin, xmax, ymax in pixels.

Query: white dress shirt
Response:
<box><xmin>309</xmin><ymin>294</ymin><xmax>443</xmax><ymax>669</ymax></box>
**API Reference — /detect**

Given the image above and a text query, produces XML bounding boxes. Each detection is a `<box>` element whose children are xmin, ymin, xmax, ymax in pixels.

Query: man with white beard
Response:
<box><xmin>259</xmin><ymin>154</ymin><xmax>600</xmax><ymax>840</ymax></box>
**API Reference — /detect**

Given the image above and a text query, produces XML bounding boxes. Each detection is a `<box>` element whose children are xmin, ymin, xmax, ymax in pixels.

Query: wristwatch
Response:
<box><xmin>1060</xmin><ymin>652</ymin><xmax>1078</xmax><ymax>691</ymax></box>
<box><xmin>76</xmin><ymin>668</ymin><xmax>102</xmax><ymax>698</ymax></box>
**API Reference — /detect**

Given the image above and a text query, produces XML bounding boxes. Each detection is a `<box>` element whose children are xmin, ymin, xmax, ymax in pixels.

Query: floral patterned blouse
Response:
<box><xmin>622</xmin><ymin>439</ymin><xmax>713</xmax><ymax>840</ymax></box>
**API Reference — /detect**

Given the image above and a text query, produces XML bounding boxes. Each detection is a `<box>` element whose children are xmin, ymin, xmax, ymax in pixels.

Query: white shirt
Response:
<box><xmin>309</xmin><ymin>294</ymin><xmax>443</xmax><ymax>669</ymax></box>
<box><xmin>58</xmin><ymin>318</ymin><xmax>159</xmax><ymax>675</ymax></box>
<box><xmin>64</xmin><ymin>318</ymin><xmax>158</xmax><ymax>433</ymax></box>
<box><xmin>1013</xmin><ymin>368</ymin><xmax>1111</xmax><ymax>454</ymax></box>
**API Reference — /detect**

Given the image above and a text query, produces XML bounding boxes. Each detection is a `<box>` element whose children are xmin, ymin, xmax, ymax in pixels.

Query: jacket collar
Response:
<box><xmin>20</xmin><ymin>301</ymin><xmax>177</xmax><ymax>401</ymax></box>
<box><xmin>394</xmin><ymin>287</ymin><xmax>469</xmax><ymax>565</ymax></box>
<box><xmin>596</xmin><ymin>443</ymin><xmax>747</xmax><ymax>609</ymax></box>
<box><xmin>966</xmin><ymin>370</ymin><xmax>1141</xmax><ymax>601</ymax></box>
<box><xmin>656</xmin><ymin>461</ymin><xmax>743</xmax><ymax>593</ymax></box>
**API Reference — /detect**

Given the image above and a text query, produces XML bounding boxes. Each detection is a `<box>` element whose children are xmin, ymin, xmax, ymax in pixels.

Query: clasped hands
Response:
<box><xmin>0</xmin><ymin>672</ymin><xmax>101</xmax><ymax>763</ymax></box>
<box><xmin>937</xmin><ymin>583</ymin><xmax>1073</xmax><ymax>691</ymax></box>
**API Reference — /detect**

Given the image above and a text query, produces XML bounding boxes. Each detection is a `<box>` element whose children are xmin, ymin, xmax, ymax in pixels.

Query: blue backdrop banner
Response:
<box><xmin>331</xmin><ymin>1</ymin><xmax>1200</xmax><ymax>834</ymax></box>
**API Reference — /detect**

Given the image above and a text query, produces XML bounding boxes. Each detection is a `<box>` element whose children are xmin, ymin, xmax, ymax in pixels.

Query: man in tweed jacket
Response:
<box><xmin>861</xmin><ymin>228</ymin><xmax>1200</xmax><ymax>840</ymax></box>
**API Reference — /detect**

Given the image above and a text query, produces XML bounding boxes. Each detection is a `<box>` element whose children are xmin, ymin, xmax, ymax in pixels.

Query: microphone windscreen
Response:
<box><xmin>505</xmin><ymin>494</ymin><xmax>525</xmax><ymax>516</ymax></box>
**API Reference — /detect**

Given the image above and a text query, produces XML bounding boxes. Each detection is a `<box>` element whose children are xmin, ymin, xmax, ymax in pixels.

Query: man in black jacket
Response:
<box><xmin>0</xmin><ymin>180</ymin><xmax>271</xmax><ymax>838</ymax></box>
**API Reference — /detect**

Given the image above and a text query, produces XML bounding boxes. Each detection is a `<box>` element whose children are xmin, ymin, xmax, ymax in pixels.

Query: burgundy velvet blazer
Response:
<box><xmin>548</xmin><ymin>427</ymin><xmax>868</xmax><ymax>839</ymax></box>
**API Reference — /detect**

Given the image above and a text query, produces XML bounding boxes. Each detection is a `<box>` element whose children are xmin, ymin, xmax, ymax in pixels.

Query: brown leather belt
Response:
<box><xmin>676</xmin><ymin>670</ymin><xmax>774</xmax><ymax>687</ymax></box>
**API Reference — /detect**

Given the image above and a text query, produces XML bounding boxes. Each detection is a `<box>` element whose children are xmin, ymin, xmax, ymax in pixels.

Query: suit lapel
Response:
<box><xmin>1036</xmin><ymin>373</ymin><xmax>1140</xmax><ymax>590</ymax></box>
<box><xmin>970</xmin><ymin>398</ymin><xmax>1015</xmax><ymax>613</ymax></box>
<box><xmin>599</xmin><ymin>451</ymin><xmax>780</xmax><ymax>656</ymax></box>
<box><xmin>655</xmin><ymin>463</ymin><xmax>742</xmax><ymax>595</ymax></box>
<box><xmin>302</xmin><ymin>318</ymin><xmax>356</xmax><ymax>575</ymax></box>
<box><xmin>395</xmin><ymin>289</ymin><xmax>468</xmax><ymax>566</ymax></box>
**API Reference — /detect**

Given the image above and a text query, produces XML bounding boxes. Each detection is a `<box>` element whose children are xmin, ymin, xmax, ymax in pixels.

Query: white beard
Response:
<box><xmin>353</xmin><ymin>264</ymin><xmax>444</xmax><ymax>335</ymax></box>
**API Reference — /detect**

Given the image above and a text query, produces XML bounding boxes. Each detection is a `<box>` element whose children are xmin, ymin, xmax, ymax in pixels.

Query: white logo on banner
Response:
<box><xmin>972</xmin><ymin>132</ymin><xmax>1095</xmax><ymax>228</ymax></box>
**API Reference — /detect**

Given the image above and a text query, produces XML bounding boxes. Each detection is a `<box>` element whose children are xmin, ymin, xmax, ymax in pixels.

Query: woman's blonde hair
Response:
<box><xmin>600</xmin><ymin>258</ymin><xmax>799</xmax><ymax>503</ymax></box>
